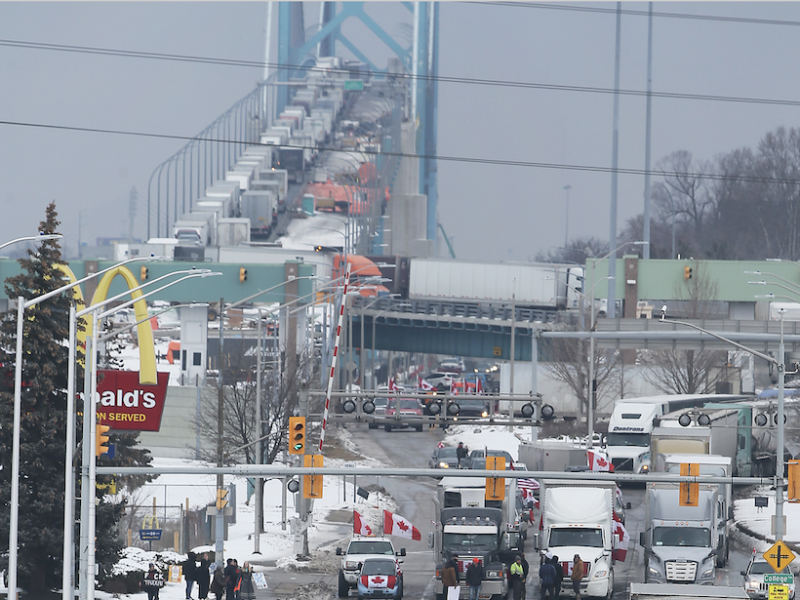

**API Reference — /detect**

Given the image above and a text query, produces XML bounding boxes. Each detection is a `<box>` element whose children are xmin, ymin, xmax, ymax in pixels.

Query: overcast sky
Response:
<box><xmin>2</xmin><ymin>2</ymin><xmax>800</xmax><ymax>262</ymax></box>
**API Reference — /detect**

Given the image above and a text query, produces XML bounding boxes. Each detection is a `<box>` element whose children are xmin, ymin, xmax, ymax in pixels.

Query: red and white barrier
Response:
<box><xmin>319</xmin><ymin>263</ymin><xmax>351</xmax><ymax>452</ymax></box>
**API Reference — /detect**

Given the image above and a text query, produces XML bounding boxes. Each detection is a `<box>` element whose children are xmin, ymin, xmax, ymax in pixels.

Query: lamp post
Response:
<box><xmin>7</xmin><ymin>250</ymin><xmax>165</xmax><ymax>600</ymax></box>
<box><xmin>80</xmin><ymin>270</ymin><xmax>220</xmax><ymax>600</ymax></box>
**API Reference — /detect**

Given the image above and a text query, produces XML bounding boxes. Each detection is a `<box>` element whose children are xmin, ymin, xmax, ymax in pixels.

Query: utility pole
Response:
<box><xmin>642</xmin><ymin>2</ymin><xmax>653</xmax><ymax>260</ymax></box>
<box><xmin>215</xmin><ymin>297</ymin><xmax>225</xmax><ymax>568</ymax></box>
<box><xmin>607</xmin><ymin>2</ymin><xmax>622</xmax><ymax>318</ymax></box>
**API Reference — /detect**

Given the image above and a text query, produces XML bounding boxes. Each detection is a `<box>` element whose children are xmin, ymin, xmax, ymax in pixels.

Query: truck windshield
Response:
<box><xmin>443</xmin><ymin>533</ymin><xmax>498</xmax><ymax>551</ymax></box>
<box><xmin>549</xmin><ymin>528</ymin><xmax>603</xmax><ymax>548</ymax></box>
<box><xmin>606</xmin><ymin>433</ymin><xmax>649</xmax><ymax>447</ymax></box>
<box><xmin>347</xmin><ymin>541</ymin><xmax>395</xmax><ymax>555</ymax></box>
<box><xmin>652</xmin><ymin>527</ymin><xmax>710</xmax><ymax>547</ymax></box>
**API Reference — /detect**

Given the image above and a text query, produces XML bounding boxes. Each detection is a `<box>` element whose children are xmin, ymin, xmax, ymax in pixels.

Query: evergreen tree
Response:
<box><xmin>0</xmin><ymin>203</ymin><xmax>124</xmax><ymax>593</ymax></box>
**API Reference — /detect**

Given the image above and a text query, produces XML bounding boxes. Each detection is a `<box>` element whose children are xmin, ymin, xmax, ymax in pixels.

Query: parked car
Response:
<box><xmin>356</xmin><ymin>557</ymin><xmax>404</xmax><ymax>600</ymax></box>
<box><xmin>429</xmin><ymin>446</ymin><xmax>460</xmax><ymax>469</ymax></box>
<box><xmin>424</xmin><ymin>372</ymin><xmax>455</xmax><ymax>391</ymax></box>
<box><xmin>460</xmin><ymin>449</ymin><xmax>514</xmax><ymax>469</ymax></box>
<box><xmin>742</xmin><ymin>553</ymin><xmax>795</xmax><ymax>600</ymax></box>
<box><xmin>385</xmin><ymin>398</ymin><xmax>424</xmax><ymax>432</ymax></box>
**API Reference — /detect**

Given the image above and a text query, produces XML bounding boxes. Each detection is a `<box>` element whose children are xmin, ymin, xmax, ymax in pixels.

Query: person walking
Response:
<box><xmin>184</xmin><ymin>551</ymin><xmax>197</xmax><ymax>599</ymax></box>
<box><xmin>510</xmin><ymin>555</ymin><xmax>525</xmax><ymax>600</ymax></box>
<box><xmin>520</xmin><ymin>553</ymin><xmax>530</xmax><ymax>600</ymax></box>
<box><xmin>552</xmin><ymin>555</ymin><xmax>564</xmax><ymax>599</ymax></box>
<box><xmin>442</xmin><ymin>555</ymin><xmax>459</xmax><ymax>600</ymax></box>
<box><xmin>539</xmin><ymin>555</ymin><xmax>557</xmax><ymax>600</ymax></box>
<box><xmin>143</xmin><ymin>563</ymin><xmax>164</xmax><ymax>600</ymax></box>
<box><xmin>571</xmin><ymin>555</ymin><xmax>585</xmax><ymax>600</ymax></box>
<box><xmin>196</xmin><ymin>553</ymin><xmax>211</xmax><ymax>600</ymax></box>
<box><xmin>456</xmin><ymin>442</ymin><xmax>468</xmax><ymax>463</ymax></box>
<box><xmin>466</xmin><ymin>557</ymin><xmax>485</xmax><ymax>600</ymax></box>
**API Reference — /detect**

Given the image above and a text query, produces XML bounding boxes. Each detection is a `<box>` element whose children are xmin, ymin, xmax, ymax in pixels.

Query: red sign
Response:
<box><xmin>96</xmin><ymin>370</ymin><xmax>169</xmax><ymax>432</ymax></box>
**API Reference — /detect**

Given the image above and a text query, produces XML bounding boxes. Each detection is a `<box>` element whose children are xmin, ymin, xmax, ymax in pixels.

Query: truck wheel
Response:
<box><xmin>338</xmin><ymin>571</ymin><xmax>350</xmax><ymax>597</ymax></box>
<box><xmin>385</xmin><ymin>425</ymin><xmax>393</xmax><ymax>432</ymax></box>
<box><xmin>604</xmin><ymin>569</ymin><xmax>615</xmax><ymax>600</ymax></box>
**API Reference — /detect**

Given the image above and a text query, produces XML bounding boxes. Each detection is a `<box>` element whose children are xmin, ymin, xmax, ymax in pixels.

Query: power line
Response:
<box><xmin>1</xmin><ymin>117</ymin><xmax>798</xmax><ymax>187</ymax></box>
<box><xmin>2</xmin><ymin>38</ymin><xmax>800</xmax><ymax>108</ymax></box>
<box><xmin>475</xmin><ymin>2</ymin><xmax>800</xmax><ymax>28</ymax></box>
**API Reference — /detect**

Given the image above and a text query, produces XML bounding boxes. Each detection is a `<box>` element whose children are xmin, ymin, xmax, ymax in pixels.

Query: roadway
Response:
<box><xmin>258</xmin><ymin>422</ymin><xmax>756</xmax><ymax>600</ymax></box>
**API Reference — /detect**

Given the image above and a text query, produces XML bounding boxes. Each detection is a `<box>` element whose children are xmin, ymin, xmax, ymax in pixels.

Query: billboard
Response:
<box><xmin>96</xmin><ymin>369</ymin><xmax>169</xmax><ymax>432</ymax></box>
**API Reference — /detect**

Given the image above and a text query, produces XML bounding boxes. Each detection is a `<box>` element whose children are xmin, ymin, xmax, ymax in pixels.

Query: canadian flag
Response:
<box><xmin>383</xmin><ymin>510</ymin><xmax>421</xmax><ymax>541</ymax></box>
<box><xmin>587</xmin><ymin>449</ymin><xmax>614</xmax><ymax>472</ymax></box>
<box><xmin>475</xmin><ymin>378</ymin><xmax>484</xmax><ymax>395</ymax></box>
<box><xmin>354</xmin><ymin>510</ymin><xmax>373</xmax><ymax>536</ymax></box>
<box><xmin>418</xmin><ymin>376</ymin><xmax>435</xmax><ymax>392</ymax></box>
<box><xmin>612</xmin><ymin>519</ymin><xmax>630</xmax><ymax>562</ymax></box>
<box><xmin>437</xmin><ymin>441</ymin><xmax>445</xmax><ymax>449</ymax></box>
<box><xmin>388</xmin><ymin>378</ymin><xmax>399</xmax><ymax>393</ymax></box>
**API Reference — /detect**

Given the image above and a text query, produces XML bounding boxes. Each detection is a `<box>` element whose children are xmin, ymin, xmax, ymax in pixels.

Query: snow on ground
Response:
<box><xmin>86</xmin><ymin>426</ymin><xmax>394</xmax><ymax>598</ymax></box>
<box><xmin>734</xmin><ymin>486</ymin><xmax>800</xmax><ymax>546</ymax></box>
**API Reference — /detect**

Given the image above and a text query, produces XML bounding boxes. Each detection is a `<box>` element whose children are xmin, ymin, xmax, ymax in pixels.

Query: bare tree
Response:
<box><xmin>545</xmin><ymin>327</ymin><xmax>620</xmax><ymax>416</ymax></box>
<box><xmin>535</xmin><ymin>237</ymin><xmax>609</xmax><ymax>264</ymax></box>
<box><xmin>642</xmin><ymin>261</ymin><xmax>726</xmax><ymax>394</ymax></box>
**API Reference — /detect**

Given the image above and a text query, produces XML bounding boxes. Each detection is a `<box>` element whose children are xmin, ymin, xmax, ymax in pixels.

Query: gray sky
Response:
<box><xmin>2</xmin><ymin>2</ymin><xmax>800</xmax><ymax>262</ymax></box>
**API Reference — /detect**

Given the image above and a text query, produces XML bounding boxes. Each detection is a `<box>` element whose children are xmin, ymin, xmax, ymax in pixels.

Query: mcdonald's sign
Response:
<box><xmin>58</xmin><ymin>264</ymin><xmax>157</xmax><ymax>385</ymax></box>
<box><xmin>96</xmin><ymin>369</ymin><xmax>168</xmax><ymax>432</ymax></box>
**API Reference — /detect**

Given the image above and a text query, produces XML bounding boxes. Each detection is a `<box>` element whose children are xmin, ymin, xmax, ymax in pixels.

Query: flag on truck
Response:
<box><xmin>518</xmin><ymin>478</ymin><xmax>540</xmax><ymax>501</ymax></box>
<box><xmin>612</xmin><ymin>519</ymin><xmax>630</xmax><ymax>561</ymax></box>
<box><xmin>587</xmin><ymin>449</ymin><xmax>614</xmax><ymax>472</ymax></box>
<box><xmin>388</xmin><ymin>378</ymin><xmax>399</xmax><ymax>392</ymax></box>
<box><xmin>383</xmin><ymin>510</ymin><xmax>421</xmax><ymax>541</ymax></box>
<box><xmin>354</xmin><ymin>510</ymin><xmax>373</xmax><ymax>536</ymax></box>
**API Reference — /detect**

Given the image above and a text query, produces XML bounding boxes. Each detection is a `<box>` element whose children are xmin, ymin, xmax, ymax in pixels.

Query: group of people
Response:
<box><xmin>175</xmin><ymin>553</ymin><xmax>256</xmax><ymax>600</ymax></box>
<box><xmin>538</xmin><ymin>553</ymin><xmax>585</xmax><ymax>600</ymax></box>
<box><xmin>440</xmin><ymin>551</ymin><xmax>584</xmax><ymax>600</ymax></box>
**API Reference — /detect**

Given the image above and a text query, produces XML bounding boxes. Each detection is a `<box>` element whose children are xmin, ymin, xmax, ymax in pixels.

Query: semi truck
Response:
<box><xmin>604</xmin><ymin>395</ymin><xmax>750</xmax><ymax>473</ymax></box>
<box><xmin>663</xmin><ymin>454</ymin><xmax>732</xmax><ymax>567</ymax></box>
<box><xmin>519</xmin><ymin>440</ymin><xmax>588</xmax><ymax>472</ymax></box>
<box><xmin>640</xmin><ymin>482</ymin><xmax>719</xmax><ymax>585</ymax></box>
<box><xmin>430</xmin><ymin>507</ymin><xmax>511</xmax><ymax>600</ymax></box>
<box><xmin>535</xmin><ymin>480</ymin><xmax>616</xmax><ymax>600</ymax></box>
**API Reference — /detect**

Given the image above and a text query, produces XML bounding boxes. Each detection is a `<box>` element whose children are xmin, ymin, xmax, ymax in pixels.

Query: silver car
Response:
<box><xmin>742</xmin><ymin>555</ymin><xmax>795</xmax><ymax>600</ymax></box>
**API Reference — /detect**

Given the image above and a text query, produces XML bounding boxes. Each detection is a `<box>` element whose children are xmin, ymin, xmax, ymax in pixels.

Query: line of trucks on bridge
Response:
<box><xmin>338</xmin><ymin>392</ymin><xmax>796</xmax><ymax>600</ymax></box>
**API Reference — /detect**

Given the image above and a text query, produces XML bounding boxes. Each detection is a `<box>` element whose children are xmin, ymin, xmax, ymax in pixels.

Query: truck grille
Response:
<box><xmin>665</xmin><ymin>561</ymin><xmax>697</xmax><ymax>582</ymax></box>
<box><xmin>611</xmin><ymin>457</ymin><xmax>633</xmax><ymax>471</ymax></box>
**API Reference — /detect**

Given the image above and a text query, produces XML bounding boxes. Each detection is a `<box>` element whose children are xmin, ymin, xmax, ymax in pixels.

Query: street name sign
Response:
<box><xmin>765</xmin><ymin>574</ymin><xmax>794</xmax><ymax>584</ymax></box>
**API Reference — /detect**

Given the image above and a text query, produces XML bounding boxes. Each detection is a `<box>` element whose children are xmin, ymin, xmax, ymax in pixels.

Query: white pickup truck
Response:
<box><xmin>336</xmin><ymin>536</ymin><xmax>406</xmax><ymax>597</ymax></box>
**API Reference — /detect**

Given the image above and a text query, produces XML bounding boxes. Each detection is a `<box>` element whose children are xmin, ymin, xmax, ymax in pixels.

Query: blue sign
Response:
<box><xmin>140</xmin><ymin>529</ymin><xmax>162</xmax><ymax>541</ymax></box>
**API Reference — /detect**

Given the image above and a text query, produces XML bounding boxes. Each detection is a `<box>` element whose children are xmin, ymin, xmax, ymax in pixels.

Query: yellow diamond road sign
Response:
<box><xmin>764</xmin><ymin>541</ymin><xmax>796</xmax><ymax>573</ymax></box>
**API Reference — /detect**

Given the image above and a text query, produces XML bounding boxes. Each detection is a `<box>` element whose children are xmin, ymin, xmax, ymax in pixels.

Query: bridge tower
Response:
<box><xmin>276</xmin><ymin>2</ymin><xmax>439</xmax><ymax>241</ymax></box>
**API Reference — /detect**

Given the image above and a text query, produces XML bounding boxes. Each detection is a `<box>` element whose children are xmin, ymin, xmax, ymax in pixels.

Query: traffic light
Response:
<box><xmin>679</xmin><ymin>463</ymin><xmax>699</xmax><ymax>507</ymax></box>
<box><xmin>95</xmin><ymin>424</ymin><xmax>110</xmax><ymax>457</ymax></box>
<box><xmin>140</xmin><ymin>265</ymin><xmax>149</xmax><ymax>282</ymax></box>
<box><xmin>485</xmin><ymin>456</ymin><xmax>505</xmax><ymax>502</ymax></box>
<box><xmin>288</xmin><ymin>416</ymin><xmax>306</xmax><ymax>455</ymax></box>
<box><xmin>303</xmin><ymin>454</ymin><xmax>324</xmax><ymax>499</ymax></box>
<box><xmin>789</xmin><ymin>460</ymin><xmax>800</xmax><ymax>502</ymax></box>
<box><xmin>216</xmin><ymin>488</ymin><xmax>229</xmax><ymax>510</ymax></box>
<box><xmin>239</xmin><ymin>267</ymin><xmax>248</xmax><ymax>283</ymax></box>
<box><xmin>684</xmin><ymin>266</ymin><xmax>693</xmax><ymax>280</ymax></box>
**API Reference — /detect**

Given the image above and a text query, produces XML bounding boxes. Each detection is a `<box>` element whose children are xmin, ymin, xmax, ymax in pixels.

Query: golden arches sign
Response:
<box><xmin>56</xmin><ymin>264</ymin><xmax>157</xmax><ymax>385</ymax></box>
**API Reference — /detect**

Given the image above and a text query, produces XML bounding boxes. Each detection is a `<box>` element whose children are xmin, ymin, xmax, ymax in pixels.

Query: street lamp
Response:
<box><xmin>80</xmin><ymin>269</ymin><xmax>220</xmax><ymax>600</ymax></box>
<box><xmin>658</xmin><ymin>306</ymin><xmax>788</xmax><ymax>541</ymax></box>
<box><xmin>7</xmin><ymin>251</ymin><xmax>157</xmax><ymax>600</ymax></box>
<box><xmin>0</xmin><ymin>233</ymin><xmax>62</xmax><ymax>252</ymax></box>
